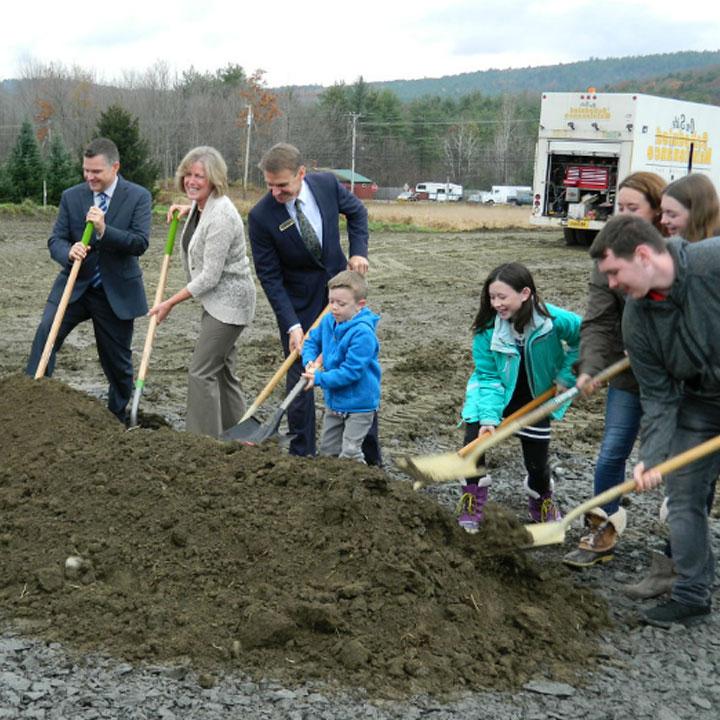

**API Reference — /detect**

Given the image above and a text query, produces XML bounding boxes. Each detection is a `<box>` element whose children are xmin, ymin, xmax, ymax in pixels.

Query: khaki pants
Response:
<box><xmin>186</xmin><ymin>311</ymin><xmax>246</xmax><ymax>438</ymax></box>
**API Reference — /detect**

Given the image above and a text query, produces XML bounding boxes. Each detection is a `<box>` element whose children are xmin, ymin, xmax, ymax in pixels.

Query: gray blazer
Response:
<box><xmin>182</xmin><ymin>193</ymin><xmax>256</xmax><ymax>326</ymax></box>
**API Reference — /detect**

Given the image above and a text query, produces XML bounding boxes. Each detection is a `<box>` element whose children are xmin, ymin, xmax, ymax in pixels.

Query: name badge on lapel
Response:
<box><xmin>279</xmin><ymin>218</ymin><xmax>295</xmax><ymax>232</ymax></box>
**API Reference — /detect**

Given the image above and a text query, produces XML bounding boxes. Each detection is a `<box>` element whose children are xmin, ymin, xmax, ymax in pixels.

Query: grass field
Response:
<box><xmin>216</xmin><ymin>185</ymin><xmax>536</xmax><ymax>232</ymax></box>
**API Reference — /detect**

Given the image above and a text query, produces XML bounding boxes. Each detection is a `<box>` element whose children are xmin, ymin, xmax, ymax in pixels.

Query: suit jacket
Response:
<box><xmin>248</xmin><ymin>172</ymin><xmax>369</xmax><ymax>334</ymax></box>
<box><xmin>47</xmin><ymin>176</ymin><xmax>152</xmax><ymax>320</ymax></box>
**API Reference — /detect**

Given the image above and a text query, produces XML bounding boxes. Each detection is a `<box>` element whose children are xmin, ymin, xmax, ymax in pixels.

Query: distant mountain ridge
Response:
<box><xmin>365</xmin><ymin>50</ymin><xmax>720</xmax><ymax>101</ymax></box>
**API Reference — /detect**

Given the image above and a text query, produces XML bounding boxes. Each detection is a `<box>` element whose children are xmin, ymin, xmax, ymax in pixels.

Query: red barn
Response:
<box><xmin>314</xmin><ymin>168</ymin><xmax>378</xmax><ymax>199</ymax></box>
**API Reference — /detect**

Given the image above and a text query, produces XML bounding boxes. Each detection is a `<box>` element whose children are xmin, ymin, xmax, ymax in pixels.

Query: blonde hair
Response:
<box><xmin>175</xmin><ymin>146</ymin><xmax>229</xmax><ymax>197</ymax></box>
<box><xmin>328</xmin><ymin>270</ymin><xmax>368</xmax><ymax>302</ymax></box>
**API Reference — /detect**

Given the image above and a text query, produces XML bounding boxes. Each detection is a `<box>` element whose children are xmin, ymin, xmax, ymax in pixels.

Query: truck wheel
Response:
<box><xmin>576</xmin><ymin>229</ymin><xmax>598</xmax><ymax>247</ymax></box>
<box><xmin>563</xmin><ymin>228</ymin><xmax>578</xmax><ymax>246</ymax></box>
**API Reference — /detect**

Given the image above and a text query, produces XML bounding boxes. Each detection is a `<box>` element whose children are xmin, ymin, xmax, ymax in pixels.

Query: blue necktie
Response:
<box><xmin>90</xmin><ymin>192</ymin><xmax>108</xmax><ymax>288</ymax></box>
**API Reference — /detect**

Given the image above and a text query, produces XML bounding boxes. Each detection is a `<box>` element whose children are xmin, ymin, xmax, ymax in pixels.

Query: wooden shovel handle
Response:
<box><xmin>135</xmin><ymin>213</ymin><xmax>179</xmax><ymax>385</ymax></box>
<box><xmin>466</xmin><ymin>356</ymin><xmax>631</xmax><ymax>463</ymax></box>
<box><xmin>239</xmin><ymin>304</ymin><xmax>330</xmax><ymax>422</ymax></box>
<box><xmin>35</xmin><ymin>222</ymin><xmax>94</xmax><ymax>379</ymax></box>
<box><xmin>565</xmin><ymin>432</ymin><xmax>720</xmax><ymax>526</ymax></box>
<box><xmin>458</xmin><ymin>386</ymin><xmax>556</xmax><ymax>457</ymax></box>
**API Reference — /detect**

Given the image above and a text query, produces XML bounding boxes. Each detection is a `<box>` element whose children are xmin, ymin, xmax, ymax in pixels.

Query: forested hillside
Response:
<box><xmin>609</xmin><ymin>64</ymin><xmax>720</xmax><ymax>105</ymax></box>
<box><xmin>370</xmin><ymin>50</ymin><xmax>720</xmax><ymax>101</ymax></box>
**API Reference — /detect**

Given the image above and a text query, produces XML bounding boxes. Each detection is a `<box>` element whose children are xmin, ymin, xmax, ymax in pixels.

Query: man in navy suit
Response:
<box><xmin>26</xmin><ymin>137</ymin><xmax>152</xmax><ymax>421</ymax></box>
<box><xmin>249</xmin><ymin>143</ymin><xmax>381</xmax><ymax>462</ymax></box>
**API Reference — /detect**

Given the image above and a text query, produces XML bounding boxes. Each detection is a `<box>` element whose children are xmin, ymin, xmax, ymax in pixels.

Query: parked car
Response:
<box><xmin>397</xmin><ymin>191</ymin><xmax>419</xmax><ymax>201</ymax></box>
<box><xmin>511</xmin><ymin>189</ymin><xmax>533</xmax><ymax>206</ymax></box>
<box><xmin>467</xmin><ymin>191</ymin><xmax>493</xmax><ymax>204</ymax></box>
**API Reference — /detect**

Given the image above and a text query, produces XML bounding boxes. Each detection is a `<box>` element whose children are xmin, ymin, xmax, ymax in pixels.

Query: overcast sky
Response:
<box><xmin>3</xmin><ymin>0</ymin><xmax>719</xmax><ymax>88</ymax></box>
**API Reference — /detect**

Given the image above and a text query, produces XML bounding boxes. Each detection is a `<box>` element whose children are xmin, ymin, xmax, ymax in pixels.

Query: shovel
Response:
<box><xmin>222</xmin><ymin>376</ymin><xmax>308</xmax><ymax>443</ymax></box>
<box><xmin>399</xmin><ymin>357</ymin><xmax>631</xmax><ymax>484</ymax></box>
<box><xmin>34</xmin><ymin>222</ymin><xmax>94</xmax><ymax>379</ymax></box>
<box><xmin>408</xmin><ymin>386</ymin><xmax>557</xmax><ymax>490</ymax></box>
<box><xmin>234</xmin><ymin>304</ymin><xmax>330</xmax><ymax>426</ymax></box>
<box><xmin>525</xmin><ymin>431</ymin><xmax>720</xmax><ymax>547</ymax></box>
<box><xmin>129</xmin><ymin>212</ymin><xmax>180</xmax><ymax>427</ymax></box>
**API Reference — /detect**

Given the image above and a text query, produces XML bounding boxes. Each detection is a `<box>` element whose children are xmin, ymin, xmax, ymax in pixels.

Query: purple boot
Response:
<box><xmin>524</xmin><ymin>476</ymin><xmax>563</xmax><ymax>523</ymax></box>
<box><xmin>456</xmin><ymin>481</ymin><xmax>490</xmax><ymax>534</ymax></box>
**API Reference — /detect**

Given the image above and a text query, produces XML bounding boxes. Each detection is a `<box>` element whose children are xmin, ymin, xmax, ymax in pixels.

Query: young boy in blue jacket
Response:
<box><xmin>302</xmin><ymin>270</ymin><xmax>381</xmax><ymax>462</ymax></box>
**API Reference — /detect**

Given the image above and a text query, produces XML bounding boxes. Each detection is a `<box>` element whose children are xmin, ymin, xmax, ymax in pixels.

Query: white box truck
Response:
<box><xmin>530</xmin><ymin>91</ymin><xmax>720</xmax><ymax>245</ymax></box>
<box><xmin>414</xmin><ymin>181</ymin><xmax>463</xmax><ymax>202</ymax></box>
<box><xmin>490</xmin><ymin>185</ymin><xmax>532</xmax><ymax>204</ymax></box>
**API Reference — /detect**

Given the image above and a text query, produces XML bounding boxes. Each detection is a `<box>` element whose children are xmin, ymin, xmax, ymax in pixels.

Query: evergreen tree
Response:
<box><xmin>95</xmin><ymin>105</ymin><xmax>160</xmax><ymax>194</ymax></box>
<box><xmin>5</xmin><ymin>120</ymin><xmax>45</xmax><ymax>203</ymax></box>
<box><xmin>0</xmin><ymin>164</ymin><xmax>13</xmax><ymax>203</ymax></box>
<box><xmin>46</xmin><ymin>134</ymin><xmax>80</xmax><ymax>205</ymax></box>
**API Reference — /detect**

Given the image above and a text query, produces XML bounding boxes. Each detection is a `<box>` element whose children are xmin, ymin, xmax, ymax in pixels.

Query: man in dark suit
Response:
<box><xmin>249</xmin><ymin>143</ymin><xmax>380</xmax><ymax>462</ymax></box>
<box><xmin>26</xmin><ymin>137</ymin><xmax>152</xmax><ymax>421</ymax></box>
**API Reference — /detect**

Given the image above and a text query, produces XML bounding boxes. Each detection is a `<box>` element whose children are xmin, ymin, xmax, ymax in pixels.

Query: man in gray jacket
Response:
<box><xmin>590</xmin><ymin>214</ymin><xmax>720</xmax><ymax>628</ymax></box>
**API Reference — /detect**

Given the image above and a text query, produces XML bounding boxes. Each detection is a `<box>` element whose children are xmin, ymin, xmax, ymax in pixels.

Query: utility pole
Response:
<box><xmin>243</xmin><ymin>105</ymin><xmax>253</xmax><ymax>192</ymax></box>
<box><xmin>350</xmin><ymin>112</ymin><xmax>360</xmax><ymax>195</ymax></box>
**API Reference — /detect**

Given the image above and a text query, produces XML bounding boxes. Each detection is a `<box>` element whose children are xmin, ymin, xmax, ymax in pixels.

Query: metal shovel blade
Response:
<box><xmin>129</xmin><ymin>384</ymin><xmax>143</xmax><ymax>428</ymax></box>
<box><xmin>222</xmin><ymin>377</ymin><xmax>308</xmax><ymax>444</ymax></box>
<box><xmin>221</xmin><ymin>415</ymin><xmax>265</xmax><ymax>443</ymax></box>
<box><xmin>523</xmin><ymin>521</ymin><xmax>568</xmax><ymax>548</ymax></box>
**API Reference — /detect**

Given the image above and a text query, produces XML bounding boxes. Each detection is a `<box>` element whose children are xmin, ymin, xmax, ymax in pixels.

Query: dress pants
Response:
<box><xmin>26</xmin><ymin>285</ymin><xmax>134</xmax><ymax>420</ymax></box>
<box><xmin>186</xmin><ymin>310</ymin><xmax>246</xmax><ymax>439</ymax></box>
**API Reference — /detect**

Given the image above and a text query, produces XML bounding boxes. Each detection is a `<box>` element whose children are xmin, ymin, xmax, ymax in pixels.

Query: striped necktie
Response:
<box><xmin>295</xmin><ymin>199</ymin><xmax>322</xmax><ymax>262</ymax></box>
<box><xmin>89</xmin><ymin>192</ymin><xmax>109</xmax><ymax>288</ymax></box>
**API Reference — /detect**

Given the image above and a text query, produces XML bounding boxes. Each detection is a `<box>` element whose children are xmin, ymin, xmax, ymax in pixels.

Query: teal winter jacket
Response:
<box><xmin>461</xmin><ymin>303</ymin><xmax>581</xmax><ymax>425</ymax></box>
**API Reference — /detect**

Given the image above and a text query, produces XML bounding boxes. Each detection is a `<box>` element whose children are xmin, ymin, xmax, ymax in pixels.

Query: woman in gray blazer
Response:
<box><xmin>149</xmin><ymin>146</ymin><xmax>256</xmax><ymax>438</ymax></box>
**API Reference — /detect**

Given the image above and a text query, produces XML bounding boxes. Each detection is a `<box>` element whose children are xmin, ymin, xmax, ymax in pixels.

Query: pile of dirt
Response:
<box><xmin>0</xmin><ymin>374</ymin><xmax>610</xmax><ymax>697</ymax></box>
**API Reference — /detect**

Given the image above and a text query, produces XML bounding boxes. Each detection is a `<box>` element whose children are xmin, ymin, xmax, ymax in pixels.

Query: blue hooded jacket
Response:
<box><xmin>302</xmin><ymin>307</ymin><xmax>381</xmax><ymax>413</ymax></box>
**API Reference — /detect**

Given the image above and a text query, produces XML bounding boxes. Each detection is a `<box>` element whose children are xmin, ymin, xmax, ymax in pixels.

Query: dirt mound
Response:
<box><xmin>0</xmin><ymin>374</ymin><xmax>610</xmax><ymax>697</ymax></box>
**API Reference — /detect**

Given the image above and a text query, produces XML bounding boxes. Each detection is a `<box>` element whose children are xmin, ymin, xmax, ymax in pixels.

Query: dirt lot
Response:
<box><xmin>1</xmin><ymin>206</ymin><xmax>623</xmax><ymax>701</ymax></box>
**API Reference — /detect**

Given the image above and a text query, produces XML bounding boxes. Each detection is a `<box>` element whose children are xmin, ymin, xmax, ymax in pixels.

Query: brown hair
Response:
<box><xmin>328</xmin><ymin>270</ymin><xmax>368</xmax><ymax>302</ymax></box>
<box><xmin>84</xmin><ymin>138</ymin><xmax>119</xmax><ymax>165</ymax></box>
<box><xmin>258</xmin><ymin>143</ymin><xmax>303</xmax><ymax>174</ymax></box>
<box><xmin>663</xmin><ymin>173</ymin><xmax>720</xmax><ymax>242</ymax></box>
<box><xmin>590</xmin><ymin>214</ymin><xmax>667</xmax><ymax>260</ymax></box>
<box><xmin>618</xmin><ymin>171</ymin><xmax>667</xmax><ymax>232</ymax></box>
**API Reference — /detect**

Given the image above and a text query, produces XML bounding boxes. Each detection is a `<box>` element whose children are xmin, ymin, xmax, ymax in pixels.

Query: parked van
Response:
<box><xmin>414</xmin><ymin>182</ymin><xmax>463</xmax><ymax>202</ymax></box>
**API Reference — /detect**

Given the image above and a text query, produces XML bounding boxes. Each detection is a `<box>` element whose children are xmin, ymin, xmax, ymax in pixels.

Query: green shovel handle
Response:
<box><xmin>80</xmin><ymin>221</ymin><xmax>94</xmax><ymax>246</ymax></box>
<box><xmin>164</xmin><ymin>212</ymin><xmax>179</xmax><ymax>255</ymax></box>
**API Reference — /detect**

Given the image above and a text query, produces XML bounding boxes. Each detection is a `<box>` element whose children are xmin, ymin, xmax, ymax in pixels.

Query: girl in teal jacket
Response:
<box><xmin>457</xmin><ymin>262</ymin><xmax>581</xmax><ymax>533</ymax></box>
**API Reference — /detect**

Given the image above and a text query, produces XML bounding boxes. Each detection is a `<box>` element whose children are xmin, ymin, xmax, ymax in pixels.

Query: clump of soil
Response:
<box><xmin>0</xmin><ymin>374</ymin><xmax>610</xmax><ymax>697</ymax></box>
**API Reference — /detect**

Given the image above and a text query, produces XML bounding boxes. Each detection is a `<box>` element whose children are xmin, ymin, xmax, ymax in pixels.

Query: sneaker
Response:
<box><xmin>528</xmin><ymin>493</ymin><xmax>563</xmax><ymax>523</ymax></box>
<box><xmin>456</xmin><ymin>484</ymin><xmax>489</xmax><ymax>534</ymax></box>
<box><xmin>641</xmin><ymin>599</ymin><xmax>711</xmax><ymax>629</ymax></box>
